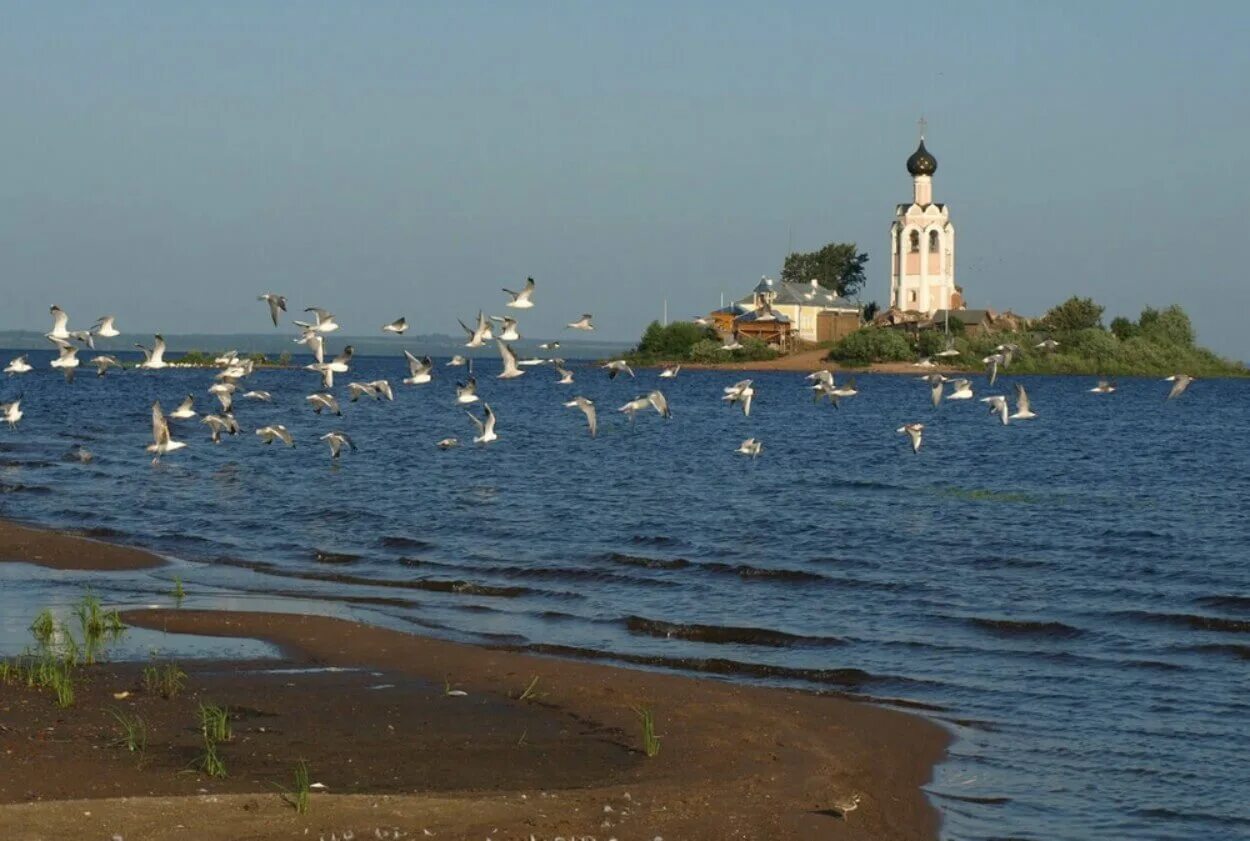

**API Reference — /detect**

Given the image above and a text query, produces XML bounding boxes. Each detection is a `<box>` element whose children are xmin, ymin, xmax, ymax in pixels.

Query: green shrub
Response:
<box><xmin>827</xmin><ymin>327</ymin><xmax>913</xmax><ymax>364</ymax></box>
<box><xmin>634</xmin><ymin>321</ymin><xmax>718</xmax><ymax>359</ymax></box>
<box><xmin>916</xmin><ymin>330</ymin><xmax>950</xmax><ymax>358</ymax></box>
<box><xmin>688</xmin><ymin>337</ymin><xmax>777</xmax><ymax>363</ymax></box>
<box><xmin>1043</xmin><ymin>296</ymin><xmax>1104</xmax><ymax>332</ymax></box>
<box><xmin>1109</xmin><ymin>316</ymin><xmax>1139</xmax><ymax>341</ymax></box>
<box><xmin>1138</xmin><ymin>305</ymin><xmax>1195</xmax><ymax>347</ymax></box>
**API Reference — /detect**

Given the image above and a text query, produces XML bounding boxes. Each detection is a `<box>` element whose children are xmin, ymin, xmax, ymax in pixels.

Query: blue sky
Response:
<box><xmin>2</xmin><ymin>2</ymin><xmax>1248</xmax><ymax>357</ymax></box>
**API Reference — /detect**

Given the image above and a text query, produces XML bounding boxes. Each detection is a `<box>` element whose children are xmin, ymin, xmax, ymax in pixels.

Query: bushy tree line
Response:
<box><xmin>627</xmin><ymin>321</ymin><xmax>779</xmax><ymax>364</ymax></box>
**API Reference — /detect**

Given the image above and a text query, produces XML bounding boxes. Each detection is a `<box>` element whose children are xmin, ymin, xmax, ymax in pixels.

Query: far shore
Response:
<box><xmin>1</xmin><ymin>520</ymin><xmax>949</xmax><ymax>841</ymax></box>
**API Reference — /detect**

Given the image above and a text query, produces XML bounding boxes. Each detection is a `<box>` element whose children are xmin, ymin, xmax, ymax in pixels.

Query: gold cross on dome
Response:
<box><xmin>918</xmin><ymin>115</ymin><xmax>927</xmax><ymax>140</ymax></box>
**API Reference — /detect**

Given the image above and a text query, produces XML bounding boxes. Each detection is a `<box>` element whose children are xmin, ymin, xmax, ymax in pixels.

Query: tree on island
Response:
<box><xmin>1042</xmin><ymin>296</ymin><xmax>1104</xmax><ymax>332</ymax></box>
<box><xmin>780</xmin><ymin>242</ymin><xmax>869</xmax><ymax>298</ymax></box>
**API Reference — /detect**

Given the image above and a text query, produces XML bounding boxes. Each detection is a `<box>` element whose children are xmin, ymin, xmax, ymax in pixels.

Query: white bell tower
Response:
<box><xmin>889</xmin><ymin>121</ymin><xmax>957</xmax><ymax>315</ymax></box>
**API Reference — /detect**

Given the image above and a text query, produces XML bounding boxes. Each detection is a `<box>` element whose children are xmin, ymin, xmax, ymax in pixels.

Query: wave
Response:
<box><xmin>624</xmin><ymin>616</ymin><xmax>843</xmax><ymax>648</ymax></box>
<box><xmin>928</xmin><ymin>791</ymin><xmax>1013</xmax><ymax>806</ymax></box>
<box><xmin>966</xmin><ymin>617</ymin><xmax>1085</xmax><ymax>639</ymax></box>
<box><xmin>1118</xmin><ymin>610</ymin><xmax>1250</xmax><ymax>633</ymax></box>
<box><xmin>629</xmin><ymin>535</ymin><xmax>685</xmax><ymax>548</ymax></box>
<box><xmin>1182</xmin><ymin>643</ymin><xmax>1250</xmax><ymax>660</ymax></box>
<box><xmin>602</xmin><ymin>552</ymin><xmax>691</xmax><ymax>570</ymax></box>
<box><xmin>1193</xmin><ymin>594</ymin><xmax>1250</xmax><ymax>613</ymax></box>
<box><xmin>0</xmin><ymin>482</ymin><xmax>52</xmax><ymax>495</ymax></box>
<box><xmin>313</xmin><ymin>549</ymin><xmax>362</xmax><ymax>565</ymax></box>
<box><xmin>602</xmin><ymin>552</ymin><xmax>826</xmax><ymax>583</ymax></box>
<box><xmin>378</xmin><ymin>536</ymin><xmax>436</xmax><ymax>551</ymax></box>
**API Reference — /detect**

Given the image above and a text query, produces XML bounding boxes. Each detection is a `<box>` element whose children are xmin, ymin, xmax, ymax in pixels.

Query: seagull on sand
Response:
<box><xmin>563</xmin><ymin>396</ymin><xmax>597</xmax><ymax>437</ymax></box>
<box><xmin>566</xmin><ymin>313</ymin><xmax>594</xmax><ymax>331</ymax></box>
<box><xmin>382</xmin><ymin>317</ymin><xmax>408</xmax><ymax>335</ymax></box>
<box><xmin>320</xmin><ymin>431</ymin><xmax>356</xmax><ymax>460</ymax></box>
<box><xmin>258</xmin><ymin>294</ymin><xmax>287</xmax><ymax>327</ymax></box>
<box><xmin>169</xmin><ymin>395</ymin><xmax>197</xmax><ymax>420</ymax></box>
<box><xmin>1</xmin><ymin>396</ymin><xmax>22</xmax><ymax>429</ymax></box>
<box><xmin>436</xmin><ymin>437</ymin><xmax>459</xmax><ymax>449</ymax></box>
<box><xmin>490</xmin><ymin>316</ymin><xmax>521</xmax><ymax>342</ymax></box>
<box><xmin>946</xmin><ymin>378</ymin><xmax>974</xmax><ymax>400</ymax></box>
<box><xmin>659</xmin><ymin>364</ymin><xmax>681</xmax><ymax>379</ymax></box>
<box><xmin>92</xmin><ymin>315</ymin><xmax>120</xmax><ymax>338</ymax></box>
<box><xmin>467</xmin><ymin>403</ymin><xmax>498</xmax><ymax>444</ymax></box>
<box><xmin>828</xmin><ymin>793</ymin><xmax>862</xmax><ymax>820</ymax></box>
<box><xmin>293</xmin><ymin>307</ymin><xmax>340</xmax><ymax>334</ymax></box>
<box><xmin>202</xmin><ymin>412</ymin><xmax>240</xmax><ymax>444</ymax></box>
<box><xmin>403</xmin><ymin>351</ymin><xmax>434</xmax><ymax>385</ymax></box>
<box><xmin>497</xmin><ymin>341</ymin><xmax>525</xmax><ymax>379</ymax></box>
<box><xmin>1010</xmin><ymin>383</ymin><xmax>1037</xmax><ymax>420</ymax></box>
<box><xmin>4</xmin><ymin>356</ymin><xmax>32</xmax><ymax>375</ymax></box>
<box><xmin>458</xmin><ymin>311</ymin><xmax>494</xmax><ymax>348</ymax></box>
<box><xmin>306</xmin><ymin>393</ymin><xmax>342</xmax><ymax>416</ymax></box>
<box><xmin>553</xmin><ymin>361</ymin><xmax>575</xmax><ymax>384</ymax></box>
<box><xmin>49</xmin><ymin>339</ymin><xmax>80</xmax><ymax>383</ymax></box>
<box><xmin>256</xmin><ymin>424</ymin><xmax>294</xmax><ymax>447</ymax></box>
<box><xmin>1165</xmin><ymin>374</ymin><xmax>1193</xmax><ymax>400</ymax></box>
<box><xmin>503</xmin><ymin>277</ymin><xmax>536</xmax><ymax>309</ymax></box>
<box><xmin>723</xmin><ymin>380</ymin><xmax>754</xmax><ymax>417</ymax></box>
<box><xmin>90</xmin><ymin>355</ymin><xmax>124</xmax><ymax>377</ymax></box>
<box><xmin>48</xmin><ymin>305</ymin><xmax>71</xmax><ymax>340</ymax></box>
<box><xmin>602</xmin><ymin>360</ymin><xmax>634</xmax><ymax>380</ymax></box>
<box><xmin>1089</xmin><ymin>379</ymin><xmax>1117</xmax><ymax>394</ymax></box>
<box><xmin>736</xmin><ymin>438</ymin><xmax>762</xmax><ymax>458</ymax></box>
<box><xmin>136</xmin><ymin>335</ymin><xmax>170</xmax><ymax>370</ymax></box>
<box><xmin>455</xmin><ymin>376</ymin><xmax>480</xmax><ymax>405</ymax></box>
<box><xmin>146</xmin><ymin>401</ymin><xmax>186</xmax><ymax>464</ymax></box>
<box><xmin>897</xmin><ymin>423</ymin><xmax>925</xmax><ymax>453</ymax></box>
<box><xmin>981</xmin><ymin>394</ymin><xmax>1010</xmax><ymax>425</ymax></box>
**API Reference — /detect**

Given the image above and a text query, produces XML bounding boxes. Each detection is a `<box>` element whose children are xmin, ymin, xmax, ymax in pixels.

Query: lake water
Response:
<box><xmin>1</xmin><ymin>347</ymin><xmax>1247</xmax><ymax>841</ymax></box>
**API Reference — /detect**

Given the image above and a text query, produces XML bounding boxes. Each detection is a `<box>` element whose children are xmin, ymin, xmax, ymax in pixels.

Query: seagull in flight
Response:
<box><xmin>1010</xmin><ymin>383</ymin><xmax>1037</xmax><ymax>420</ymax></box>
<box><xmin>981</xmin><ymin>394</ymin><xmax>1009</xmax><ymax>425</ymax></box>
<box><xmin>490</xmin><ymin>316</ymin><xmax>521</xmax><ymax>342</ymax></box>
<box><xmin>436</xmin><ymin>437</ymin><xmax>459</xmax><ymax>450</ymax></box>
<box><xmin>503</xmin><ymin>277</ymin><xmax>536</xmax><ymax>309</ymax></box>
<box><xmin>258</xmin><ymin>294</ymin><xmax>287</xmax><ymax>327</ymax></box>
<box><xmin>458</xmin><ymin>311</ymin><xmax>494</xmax><ymax>348</ymax></box>
<box><xmin>146</xmin><ymin>401</ymin><xmax>186</xmax><ymax>464</ymax></box>
<box><xmin>602</xmin><ymin>360</ymin><xmax>634</xmax><ymax>380</ymax></box>
<box><xmin>320</xmin><ymin>431</ymin><xmax>356</xmax><ymax>460</ymax></box>
<box><xmin>566</xmin><ymin>314</ymin><xmax>594</xmax><ymax>331</ymax></box>
<box><xmin>618</xmin><ymin>395</ymin><xmax>653</xmax><ymax>423</ymax></box>
<box><xmin>983</xmin><ymin>353</ymin><xmax>1003</xmax><ymax>386</ymax></box>
<box><xmin>48</xmin><ymin>305</ymin><xmax>71</xmax><ymax>340</ymax></box>
<box><xmin>447</xmin><ymin>355</ymin><xmax>467</xmax><ymax>367</ymax></box>
<box><xmin>553</xmin><ymin>361</ymin><xmax>575</xmax><ymax>384</ymax></box>
<box><xmin>383</xmin><ymin>317</ymin><xmax>408</xmax><ymax>334</ymax></box>
<box><xmin>306</xmin><ymin>393</ymin><xmax>342</xmax><ymax>416</ymax></box>
<box><xmin>736</xmin><ymin>438</ymin><xmax>762</xmax><ymax>458</ymax></box>
<box><xmin>49</xmin><ymin>339</ymin><xmax>80</xmax><ymax>383</ymax></box>
<box><xmin>92</xmin><ymin>315</ymin><xmax>120</xmax><ymax>338</ymax></box>
<box><xmin>4</xmin><ymin>356</ymin><xmax>32</xmax><ymax>375</ymax></box>
<box><xmin>539</xmin><ymin>341</ymin><xmax>561</xmax><ymax>351</ymax></box>
<box><xmin>256</xmin><ymin>424</ymin><xmax>295</xmax><ymax>447</ymax></box>
<box><xmin>169</xmin><ymin>395</ymin><xmax>197</xmax><ymax>420</ymax></box>
<box><xmin>921</xmin><ymin>373</ymin><xmax>945</xmax><ymax>407</ymax></box>
<box><xmin>1089</xmin><ymin>379</ymin><xmax>1117</xmax><ymax>394</ymax></box>
<box><xmin>1035</xmin><ymin>339</ymin><xmax>1060</xmax><ymax>352</ymax></box>
<box><xmin>90</xmin><ymin>355</ymin><xmax>124</xmax><ymax>377</ymax></box>
<box><xmin>467</xmin><ymin>403</ymin><xmax>498</xmax><ymax>443</ymax></box>
<box><xmin>563</xmin><ymin>396</ymin><xmax>597</xmax><ymax>437</ymax></box>
<box><xmin>497</xmin><ymin>341</ymin><xmax>526</xmax><ymax>379</ymax></box>
<box><xmin>658</xmin><ymin>364</ymin><xmax>681</xmax><ymax>379</ymax></box>
<box><xmin>947</xmin><ymin>379</ymin><xmax>974</xmax><ymax>400</ymax></box>
<box><xmin>723</xmin><ymin>380</ymin><xmax>754</xmax><ymax>416</ymax></box>
<box><xmin>136</xmin><ymin>335</ymin><xmax>170</xmax><ymax>370</ymax></box>
<box><xmin>202</xmin><ymin>412</ymin><xmax>241</xmax><ymax>444</ymax></box>
<box><xmin>1165</xmin><ymin>374</ymin><xmax>1193</xmax><ymax>400</ymax></box>
<box><xmin>1</xmin><ymin>396</ymin><xmax>22</xmax><ymax>429</ymax></box>
<box><xmin>456</xmin><ymin>376</ymin><xmax>480</xmax><ymax>405</ymax></box>
<box><xmin>720</xmin><ymin>337</ymin><xmax>744</xmax><ymax>352</ymax></box>
<box><xmin>242</xmin><ymin>390</ymin><xmax>272</xmax><ymax>402</ymax></box>
<box><xmin>897</xmin><ymin>423</ymin><xmax>925</xmax><ymax>453</ymax></box>
<box><xmin>403</xmin><ymin>351</ymin><xmax>434</xmax><ymax>385</ymax></box>
<box><xmin>294</xmin><ymin>307</ymin><xmax>340</xmax><ymax>334</ymax></box>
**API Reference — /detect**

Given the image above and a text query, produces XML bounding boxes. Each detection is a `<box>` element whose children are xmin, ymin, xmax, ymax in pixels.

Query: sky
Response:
<box><xmin>2</xmin><ymin>1</ymin><xmax>1248</xmax><ymax>357</ymax></box>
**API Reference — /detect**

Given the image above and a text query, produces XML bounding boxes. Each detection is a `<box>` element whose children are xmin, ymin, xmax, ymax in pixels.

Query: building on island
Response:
<box><xmin>889</xmin><ymin>134</ymin><xmax>960</xmax><ymax>316</ymax></box>
<box><xmin>710</xmin><ymin>278</ymin><xmax>861</xmax><ymax>347</ymax></box>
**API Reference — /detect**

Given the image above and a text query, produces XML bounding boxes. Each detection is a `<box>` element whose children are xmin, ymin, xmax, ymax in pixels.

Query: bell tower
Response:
<box><xmin>889</xmin><ymin>121</ymin><xmax>957</xmax><ymax>315</ymax></box>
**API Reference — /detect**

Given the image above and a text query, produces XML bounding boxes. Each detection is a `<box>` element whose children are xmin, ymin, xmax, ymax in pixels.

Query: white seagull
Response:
<box><xmin>169</xmin><ymin>395</ymin><xmax>197</xmax><ymax>420</ymax></box>
<box><xmin>658</xmin><ymin>364</ymin><xmax>681</xmax><ymax>379</ymax></box>
<box><xmin>92</xmin><ymin>315</ymin><xmax>120</xmax><ymax>338</ymax></box>
<box><xmin>566</xmin><ymin>314</ymin><xmax>594</xmax><ymax>331</ymax></box>
<box><xmin>947</xmin><ymin>378</ymin><xmax>974</xmax><ymax>400</ymax></box>
<box><xmin>146</xmin><ymin>401</ymin><xmax>186</xmax><ymax>464</ymax></box>
<box><xmin>467</xmin><ymin>403</ymin><xmax>498</xmax><ymax>444</ymax></box>
<box><xmin>455</xmin><ymin>376</ymin><xmax>480</xmax><ymax>405</ymax></box>
<box><xmin>256</xmin><ymin>424</ymin><xmax>295</xmax><ymax>447</ymax></box>
<box><xmin>720</xmin><ymin>337</ymin><xmax>744</xmax><ymax>351</ymax></box>
<box><xmin>202</xmin><ymin>412</ymin><xmax>241</xmax><ymax>444</ymax></box>
<box><xmin>490</xmin><ymin>316</ymin><xmax>521</xmax><ymax>342</ymax></box>
<box><xmin>497</xmin><ymin>341</ymin><xmax>525</xmax><ymax>379</ymax></box>
<box><xmin>306</xmin><ymin>393</ymin><xmax>342</xmax><ymax>416</ymax></box>
<box><xmin>602</xmin><ymin>360</ymin><xmax>634</xmax><ymax>380</ymax></box>
<box><xmin>458</xmin><ymin>311</ymin><xmax>494</xmax><ymax>348</ymax></box>
<box><xmin>293</xmin><ymin>307</ymin><xmax>340</xmax><ymax>334</ymax></box>
<box><xmin>723</xmin><ymin>380</ymin><xmax>755</xmax><ymax>417</ymax></box>
<box><xmin>539</xmin><ymin>341</ymin><xmax>561</xmax><ymax>351</ymax></box>
<box><xmin>563</xmin><ymin>396</ymin><xmax>597</xmax><ymax>437</ymax></box>
<box><xmin>258</xmin><ymin>294</ymin><xmax>287</xmax><ymax>327</ymax></box>
<box><xmin>436</xmin><ymin>437</ymin><xmax>459</xmax><ymax>450</ymax></box>
<box><xmin>4</xmin><ymin>356</ymin><xmax>32</xmax><ymax>375</ymax></box>
<box><xmin>49</xmin><ymin>339</ymin><xmax>80</xmax><ymax>383</ymax></box>
<box><xmin>736</xmin><ymin>438</ymin><xmax>762</xmax><ymax>458</ymax></box>
<box><xmin>91</xmin><ymin>355</ymin><xmax>124</xmax><ymax>377</ymax></box>
<box><xmin>981</xmin><ymin>394</ymin><xmax>1009</xmax><ymax>425</ymax></box>
<box><xmin>503</xmin><ymin>277</ymin><xmax>536</xmax><ymax>309</ymax></box>
<box><xmin>48</xmin><ymin>305</ymin><xmax>71</xmax><ymax>340</ymax></box>
<box><xmin>1</xmin><ymin>396</ymin><xmax>22</xmax><ymax>429</ymax></box>
<box><xmin>447</xmin><ymin>355</ymin><xmax>467</xmax><ymax>367</ymax></box>
<box><xmin>383</xmin><ymin>317</ymin><xmax>408</xmax><ymax>335</ymax></box>
<box><xmin>1010</xmin><ymin>383</ymin><xmax>1037</xmax><ymax>420</ymax></box>
<box><xmin>1089</xmin><ymin>379</ymin><xmax>1117</xmax><ymax>394</ymax></box>
<box><xmin>897</xmin><ymin>423</ymin><xmax>925</xmax><ymax>453</ymax></box>
<box><xmin>136</xmin><ymin>335</ymin><xmax>170</xmax><ymax>370</ymax></box>
<box><xmin>1165</xmin><ymin>374</ymin><xmax>1193</xmax><ymax>400</ymax></box>
<box><xmin>553</xmin><ymin>361</ymin><xmax>575</xmax><ymax>384</ymax></box>
<box><xmin>320</xmin><ymin>431</ymin><xmax>356</xmax><ymax>460</ymax></box>
<box><xmin>242</xmin><ymin>390</ymin><xmax>272</xmax><ymax>402</ymax></box>
<box><xmin>403</xmin><ymin>351</ymin><xmax>434</xmax><ymax>385</ymax></box>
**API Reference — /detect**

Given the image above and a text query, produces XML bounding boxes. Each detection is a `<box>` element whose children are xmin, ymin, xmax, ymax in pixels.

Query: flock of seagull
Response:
<box><xmin>0</xmin><ymin>283</ymin><xmax>1198</xmax><ymax>463</ymax></box>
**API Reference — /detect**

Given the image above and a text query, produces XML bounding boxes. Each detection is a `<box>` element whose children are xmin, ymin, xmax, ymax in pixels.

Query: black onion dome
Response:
<box><xmin>906</xmin><ymin>139</ymin><xmax>937</xmax><ymax>176</ymax></box>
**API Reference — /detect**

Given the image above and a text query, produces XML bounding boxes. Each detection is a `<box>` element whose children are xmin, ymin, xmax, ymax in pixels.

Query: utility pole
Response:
<box><xmin>663</xmin><ymin>298</ymin><xmax>668</xmax><ymax>327</ymax></box>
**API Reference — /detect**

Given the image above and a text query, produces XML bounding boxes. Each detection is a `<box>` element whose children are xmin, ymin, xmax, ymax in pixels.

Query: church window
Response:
<box><xmin>929</xmin><ymin>230</ymin><xmax>939</xmax><ymax>251</ymax></box>
<box><xmin>909</xmin><ymin>231</ymin><xmax>919</xmax><ymax>252</ymax></box>
<box><xmin>909</xmin><ymin>290</ymin><xmax>917</xmax><ymax>303</ymax></box>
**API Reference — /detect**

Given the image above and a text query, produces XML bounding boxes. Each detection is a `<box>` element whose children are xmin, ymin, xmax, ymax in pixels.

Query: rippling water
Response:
<box><xmin>1</xmin><ymin>347</ymin><xmax>1248</xmax><ymax>840</ymax></box>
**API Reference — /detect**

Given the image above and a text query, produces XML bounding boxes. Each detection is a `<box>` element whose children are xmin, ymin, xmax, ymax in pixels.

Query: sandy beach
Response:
<box><xmin>0</xmin><ymin>521</ymin><xmax>950</xmax><ymax>840</ymax></box>
<box><xmin>654</xmin><ymin>347</ymin><xmax>969</xmax><ymax>375</ymax></box>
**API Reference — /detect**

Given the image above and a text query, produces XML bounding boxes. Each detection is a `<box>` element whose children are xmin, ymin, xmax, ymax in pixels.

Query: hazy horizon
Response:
<box><xmin>2</xmin><ymin>2</ymin><xmax>1248</xmax><ymax>359</ymax></box>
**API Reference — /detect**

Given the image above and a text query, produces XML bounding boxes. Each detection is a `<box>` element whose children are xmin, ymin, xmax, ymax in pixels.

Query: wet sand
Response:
<box><xmin>0</xmin><ymin>523</ymin><xmax>950</xmax><ymax>840</ymax></box>
<box><xmin>0</xmin><ymin>518</ymin><xmax>165</xmax><ymax>570</ymax></box>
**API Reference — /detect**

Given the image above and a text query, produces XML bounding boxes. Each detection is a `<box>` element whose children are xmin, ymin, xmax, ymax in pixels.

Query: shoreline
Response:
<box><xmin>0</xmin><ymin>520</ymin><xmax>951</xmax><ymax>840</ymax></box>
